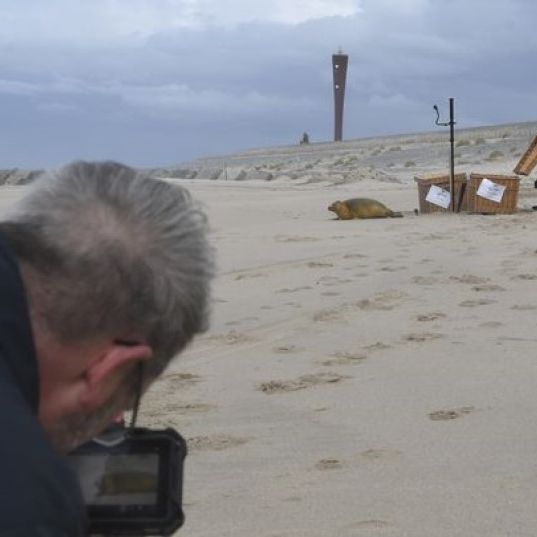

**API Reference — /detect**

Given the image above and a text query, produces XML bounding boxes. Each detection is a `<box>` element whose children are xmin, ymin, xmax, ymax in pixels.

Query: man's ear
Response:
<box><xmin>80</xmin><ymin>342</ymin><xmax>152</xmax><ymax>412</ymax></box>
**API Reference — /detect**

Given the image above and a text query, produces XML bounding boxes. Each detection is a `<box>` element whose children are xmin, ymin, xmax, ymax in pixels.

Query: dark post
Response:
<box><xmin>332</xmin><ymin>50</ymin><xmax>348</xmax><ymax>142</ymax></box>
<box><xmin>433</xmin><ymin>98</ymin><xmax>457</xmax><ymax>212</ymax></box>
<box><xmin>449</xmin><ymin>98</ymin><xmax>455</xmax><ymax>212</ymax></box>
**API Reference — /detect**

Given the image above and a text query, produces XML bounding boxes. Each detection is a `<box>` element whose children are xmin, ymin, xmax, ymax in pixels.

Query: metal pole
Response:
<box><xmin>433</xmin><ymin>98</ymin><xmax>457</xmax><ymax>212</ymax></box>
<box><xmin>449</xmin><ymin>97</ymin><xmax>455</xmax><ymax>212</ymax></box>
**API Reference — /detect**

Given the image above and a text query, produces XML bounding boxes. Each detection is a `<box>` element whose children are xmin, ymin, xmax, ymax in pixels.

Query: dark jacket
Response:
<box><xmin>0</xmin><ymin>234</ymin><xmax>86</xmax><ymax>536</ymax></box>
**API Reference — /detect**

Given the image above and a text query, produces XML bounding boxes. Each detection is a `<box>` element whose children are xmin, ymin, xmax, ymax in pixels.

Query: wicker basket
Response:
<box><xmin>514</xmin><ymin>134</ymin><xmax>537</xmax><ymax>176</ymax></box>
<box><xmin>414</xmin><ymin>173</ymin><xmax>468</xmax><ymax>213</ymax></box>
<box><xmin>467</xmin><ymin>174</ymin><xmax>519</xmax><ymax>214</ymax></box>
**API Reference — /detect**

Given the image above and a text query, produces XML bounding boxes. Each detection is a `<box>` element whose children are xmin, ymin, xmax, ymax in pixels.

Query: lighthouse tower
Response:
<box><xmin>332</xmin><ymin>49</ymin><xmax>348</xmax><ymax>142</ymax></box>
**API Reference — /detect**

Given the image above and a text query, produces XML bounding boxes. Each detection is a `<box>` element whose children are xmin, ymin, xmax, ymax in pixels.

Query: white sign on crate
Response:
<box><xmin>476</xmin><ymin>177</ymin><xmax>506</xmax><ymax>203</ymax></box>
<box><xmin>425</xmin><ymin>184</ymin><xmax>451</xmax><ymax>209</ymax></box>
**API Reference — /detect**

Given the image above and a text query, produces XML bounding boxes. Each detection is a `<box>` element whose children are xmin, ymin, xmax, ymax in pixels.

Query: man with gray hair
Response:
<box><xmin>0</xmin><ymin>161</ymin><xmax>214</xmax><ymax>535</ymax></box>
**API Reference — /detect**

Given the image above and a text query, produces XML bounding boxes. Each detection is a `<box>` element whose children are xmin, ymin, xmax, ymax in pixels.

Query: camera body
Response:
<box><xmin>68</xmin><ymin>427</ymin><xmax>186</xmax><ymax>536</ymax></box>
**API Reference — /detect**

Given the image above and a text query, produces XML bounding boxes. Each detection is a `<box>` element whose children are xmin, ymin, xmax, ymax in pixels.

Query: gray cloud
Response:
<box><xmin>1</xmin><ymin>0</ymin><xmax>536</xmax><ymax>167</ymax></box>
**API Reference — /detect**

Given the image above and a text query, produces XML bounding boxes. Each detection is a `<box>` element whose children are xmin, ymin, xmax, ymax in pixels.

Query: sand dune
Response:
<box><xmin>153</xmin><ymin>120</ymin><xmax>537</xmax><ymax>189</ymax></box>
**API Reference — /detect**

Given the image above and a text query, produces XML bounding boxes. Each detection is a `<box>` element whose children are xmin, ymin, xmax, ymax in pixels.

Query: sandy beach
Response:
<box><xmin>3</xmin><ymin>123</ymin><xmax>537</xmax><ymax>536</ymax></box>
<box><xmin>162</xmin><ymin>124</ymin><xmax>537</xmax><ymax>537</ymax></box>
<box><xmin>151</xmin><ymin>178</ymin><xmax>537</xmax><ymax>537</ymax></box>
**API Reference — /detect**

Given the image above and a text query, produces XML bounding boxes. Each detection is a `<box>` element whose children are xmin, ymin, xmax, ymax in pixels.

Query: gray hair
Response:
<box><xmin>1</xmin><ymin>161</ymin><xmax>214</xmax><ymax>377</ymax></box>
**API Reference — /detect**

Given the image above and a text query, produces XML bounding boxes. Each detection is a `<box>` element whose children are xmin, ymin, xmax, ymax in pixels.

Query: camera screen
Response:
<box><xmin>70</xmin><ymin>452</ymin><xmax>159</xmax><ymax>506</ymax></box>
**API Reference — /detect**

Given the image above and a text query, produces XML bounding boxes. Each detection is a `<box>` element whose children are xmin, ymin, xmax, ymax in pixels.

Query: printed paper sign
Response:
<box><xmin>425</xmin><ymin>184</ymin><xmax>451</xmax><ymax>209</ymax></box>
<box><xmin>476</xmin><ymin>178</ymin><xmax>506</xmax><ymax>203</ymax></box>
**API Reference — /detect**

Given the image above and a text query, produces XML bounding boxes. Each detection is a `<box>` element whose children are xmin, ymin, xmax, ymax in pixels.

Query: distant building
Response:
<box><xmin>332</xmin><ymin>49</ymin><xmax>348</xmax><ymax>142</ymax></box>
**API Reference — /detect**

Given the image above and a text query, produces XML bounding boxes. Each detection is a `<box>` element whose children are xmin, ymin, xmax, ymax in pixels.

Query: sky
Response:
<box><xmin>1</xmin><ymin>0</ymin><xmax>537</xmax><ymax>168</ymax></box>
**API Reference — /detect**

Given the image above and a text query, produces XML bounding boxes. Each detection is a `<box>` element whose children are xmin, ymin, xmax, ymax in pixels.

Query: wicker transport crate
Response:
<box><xmin>414</xmin><ymin>173</ymin><xmax>468</xmax><ymax>213</ymax></box>
<box><xmin>466</xmin><ymin>173</ymin><xmax>519</xmax><ymax>214</ymax></box>
<box><xmin>514</xmin><ymin>134</ymin><xmax>537</xmax><ymax>176</ymax></box>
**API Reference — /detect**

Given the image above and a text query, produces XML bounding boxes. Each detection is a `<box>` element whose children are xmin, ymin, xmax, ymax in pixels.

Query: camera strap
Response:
<box><xmin>129</xmin><ymin>362</ymin><xmax>144</xmax><ymax>429</ymax></box>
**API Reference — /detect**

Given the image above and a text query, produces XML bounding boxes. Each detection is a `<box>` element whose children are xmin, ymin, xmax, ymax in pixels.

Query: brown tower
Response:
<box><xmin>332</xmin><ymin>50</ymin><xmax>348</xmax><ymax>142</ymax></box>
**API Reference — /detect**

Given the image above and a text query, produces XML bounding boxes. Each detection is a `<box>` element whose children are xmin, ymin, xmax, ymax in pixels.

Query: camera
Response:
<box><xmin>68</xmin><ymin>426</ymin><xmax>186</xmax><ymax>536</ymax></box>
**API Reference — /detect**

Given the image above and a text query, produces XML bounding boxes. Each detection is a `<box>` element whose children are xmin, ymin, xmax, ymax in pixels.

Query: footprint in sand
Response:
<box><xmin>275</xmin><ymin>235</ymin><xmax>319</xmax><ymax>243</ymax></box>
<box><xmin>141</xmin><ymin>401</ymin><xmax>214</xmax><ymax>419</ymax></box>
<box><xmin>416</xmin><ymin>312</ymin><xmax>447</xmax><ymax>322</ymax></box>
<box><xmin>187</xmin><ymin>434</ymin><xmax>251</xmax><ymax>452</ymax></box>
<box><xmin>315</xmin><ymin>458</ymin><xmax>343</xmax><ymax>471</ymax></box>
<box><xmin>472</xmin><ymin>284</ymin><xmax>505</xmax><ymax>292</ymax></box>
<box><xmin>363</xmin><ymin>342</ymin><xmax>391</xmax><ymax>352</ymax></box>
<box><xmin>161</xmin><ymin>372</ymin><xmax>202</xmax><ymax>389</ymax></box>
<box><xmin>359</xmin><ymin>448</ymin><xmax>402</xmax><ymax>461</ymax></box>
<box><xmin>317</xmin><ymin>275</ymin><xmax>349</xmax><ymax>287</ymax></box>
<box><xmin>403</xmin><ymin>332</ymin><xmax>444</xmax><ymax>343</ymax></box>
<box><xmin>165</xmin><ymin>402</ymin><xmax>214</xmax><ymax>416</ymax></box>
<box><xmin>319</xmin><ymin>351</ymin><xmax>367</xmax><ymax>366</ymax></box>
<box><xmin>206</xmin><ymin>330</ymin><xmax>257</xmax><ymax>345</ymax></box>
<box><xmin>272</xmin><ymin>344</ymin><xmax>300</xmax><ymax>354</ymax></box>
<box><xmin>258</xmin><ymin>372</ymin><xmax>348</xmax><ymax>394</ymax></box>
<box><xmin>428</xmin><ymin>406</ymin><xmax>474</xmax><ymax>421</ymax></box>
<box><xmin>412</xmin><ymin>275</ymin><xmax>439</xmax><ymax>285</ymax></box>
<box><xmin>312</xmin><ymin>308</ymin><xmax>345</xmax><ymax>322</ymax></box>
<box><xmin>479</xmin><ymin>321</ymin><xmax>503</xmax><ymax>328</ymax></box>
<box><xmin>450</xmin><ymin>274</ymin><xmax>489</xmax><ymax>284</ymax></box>
<box><xmin>321</xmin><ymin>291</ymin><xmax>341</xmax><ymax>297</ymax></box>
<box><xmin>459</xmin><ymin>299</ymin><xmax>497</xmax><ymax>307</ymax></box>
<box><xmin>380</xmin><ymin>266</ymin><xmax>407</xmax><ymax>272</ymax></box>
<box><xmin>225</xmin><ymin>317</ymin><xmax>258</xmax><ymax>327</ymax></box>
<box><xmin>355</xmin><ymin>290</ymin><xmax>406</xmax><ymax>311</ymax></box>
<box><xmin>511</xmin><ymin>304</ymin><xmax>537</xmax><ymax>311</ymax></box>
<box><xmin>234</xmin><ymin>272</ymin><xmax>266</xmax><ymax>281</ymax></box>
<box><xmin>175</xmin><ymin>402</ymin><xmax>214</xmax><ymax>414</ymax></box>
<box><xmin>511</xmin><ymin>273</ymin><xmax>537</xmax><ymax>281</ymax></box>
<box><xmin>423</xmin><ymin>233</ymin><xmax>449</xmax><ymax>241</ymax></box>
<box><xmin>306</xmin><ymin>261</ymin><xmax>334</xmax><ymax>268</ymax></box>
<box><xmin>276</xmin><ymin>286</ymin><xmax>312</xmax><ymax>294</ymax></box>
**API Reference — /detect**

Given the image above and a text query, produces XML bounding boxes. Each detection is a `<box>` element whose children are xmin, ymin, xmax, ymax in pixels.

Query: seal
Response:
<box><xmin>98</xmin><ymin>471</ymin><xmax>157</xmax><ymax>495</ymax></box>
<box><xmin>328</xmin><ymin>198</ymin><xmax>403</xmax><ymax>220</ymax></box>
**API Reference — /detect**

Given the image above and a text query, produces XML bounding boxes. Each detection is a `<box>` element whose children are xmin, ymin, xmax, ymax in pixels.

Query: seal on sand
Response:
<box><xmin>328</xmin><ymin>198</ymin><xmax>403</xmax><ymax>220</ymax></box>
